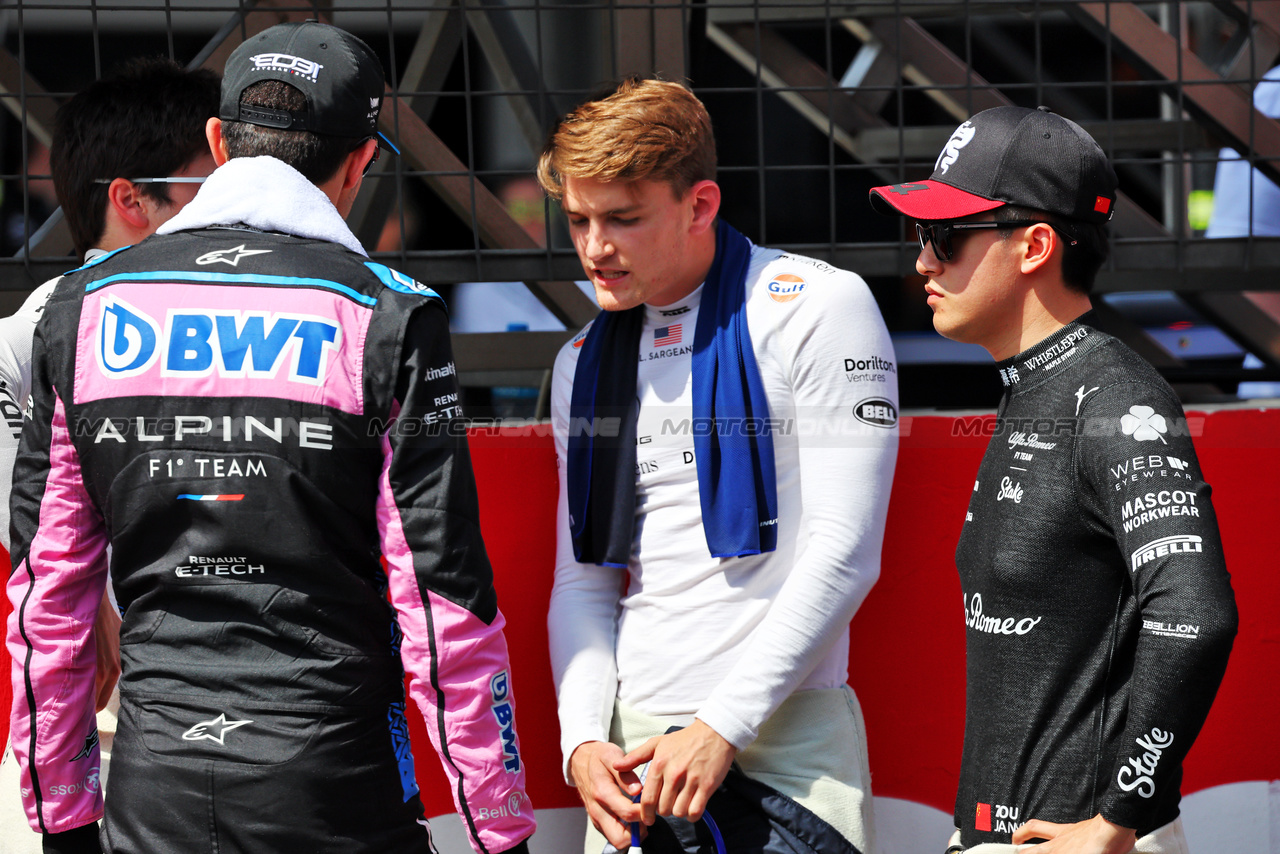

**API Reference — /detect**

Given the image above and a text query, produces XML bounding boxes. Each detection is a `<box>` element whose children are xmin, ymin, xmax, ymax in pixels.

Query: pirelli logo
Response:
<box><xmin>1130</xmin><ymin>535</ymin><xmax>1203</xmax><ymax>572</ymax></box>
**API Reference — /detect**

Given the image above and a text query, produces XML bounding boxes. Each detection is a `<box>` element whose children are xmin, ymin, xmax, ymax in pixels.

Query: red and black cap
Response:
<box><xmin>869</xmin><ymin>106</ymin><xmax>1116</xmax><ymax>223</ymax></box>
<box><xmin>220</xmin><ymin>21</ymin><xmax>398</xmax><ymax>152</ymax></box>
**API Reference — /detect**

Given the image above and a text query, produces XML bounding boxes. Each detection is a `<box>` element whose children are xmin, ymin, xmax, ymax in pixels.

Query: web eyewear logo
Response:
<box><xmin>936</xmin><ymin>120</ymin><xmax>976</xmax><ymax>174</ymax></box>
<box><xmin>250</xmin><ymin>52</ymin><xmax>323</xmax><ymax>82</ymax></box>
<box><xmin>95</xmin><ymin>300</ymin><xmax>342</xmax><ymax>386</ymax></box>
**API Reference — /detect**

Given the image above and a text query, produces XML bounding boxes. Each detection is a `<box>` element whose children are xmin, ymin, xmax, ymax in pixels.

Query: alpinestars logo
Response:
<box><xmin>936</xmin><ymin>121</ymin><xmax>976</xmax><ymax>174</ymax></box>
<box><xmin>182</xmin><ymin>713</ymin><xmax>252</xmax><ymax>745</ymax></box>
<box><xmin>71</xmin><ymin>728</ymin><xmax>100</xmax><ymax>761</ymax></box>
<box><xmin>196</xmin><ymin>245</ymin><xmax>272</xmax><ymax>267</ymax></box>
<box><xmin>250</xmin><ymin>52</ymin><xmax>322</xmax><ymax>82</ymax></box>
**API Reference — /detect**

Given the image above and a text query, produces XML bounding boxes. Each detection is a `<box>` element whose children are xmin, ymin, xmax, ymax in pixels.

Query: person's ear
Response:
<box><xmin>1020</xmin><ymin>221</ymin><xmax>1058</xmax><ymax>275</ymax></box>
<box><xmin>686</xmin><ymin>179</ymin><xmax>721</xmax><ymax>235</ymax></box>
<box><xmin>342</xmin><ymin>138</ymin><xmax>378</xmax><ymax>193</ymax></box>
<box><xmin>105</xmin><ymin>179</ymin><xmax>151</xmax><ymax>230</ymax></box>
<box><xmin>205</xmin><ymin>117</ymin><xmax>230</xmax><ymax>167</ymax></box>
<box><xmin>332</xmin><ymin>138</ymin><xmax>379</xmax><ymax>218</ymax></box>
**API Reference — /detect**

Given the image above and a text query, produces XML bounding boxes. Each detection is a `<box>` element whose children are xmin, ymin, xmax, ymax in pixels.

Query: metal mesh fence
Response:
<box><xmin>2</xmin><ymin>1</ymin><xmax>1279</xmax><ymax>403</ymax></box>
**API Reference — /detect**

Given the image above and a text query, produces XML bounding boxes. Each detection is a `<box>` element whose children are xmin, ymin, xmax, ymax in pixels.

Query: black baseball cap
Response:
<box><xmin>868</xmin><ymin>106</ymin><xmax>1116</xmax><ymax>223</ymax></box>
<box><xmin>220</xmin><ymin>21</ymin><xmax>399</xmax><ymax>152</ymax></box>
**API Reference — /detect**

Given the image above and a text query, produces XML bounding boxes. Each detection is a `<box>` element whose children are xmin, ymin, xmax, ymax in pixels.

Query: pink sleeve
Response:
<box><xmin>7</xmin><ymin>391</ymin><xmax>109</xmax><ymax>833</ymax></box>
<box><xmin>374</xmin><ymin>303</ymin><xmax>535</xmax><ymax>853</ymax></box>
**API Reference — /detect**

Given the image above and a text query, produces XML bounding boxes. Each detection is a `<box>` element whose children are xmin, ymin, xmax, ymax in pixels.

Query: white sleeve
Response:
<box><xmin>0</xmin><ymin>280</ymin><xmax>57</xmax><ymax>552</ymax></box>
<box><xmin>695</xmin><ymin>270</ymin><xmax>899</xmax><ymax>749</ymax></box>
<box><xmin>546</xmin><ymin>333</ymin><xmax>624</xmax><ymax>782</ymax></box>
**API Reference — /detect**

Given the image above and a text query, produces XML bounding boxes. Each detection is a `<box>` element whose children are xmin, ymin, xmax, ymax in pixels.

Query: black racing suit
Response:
<box><xmin>953</xmin><ymin>313</ymin><xmax>1237</xmax><ymax>847</ymax></box>
<box><xmin>8</xmin><ymin>228</ymin><xmax>534</xmax><ymax>854</ymax></box>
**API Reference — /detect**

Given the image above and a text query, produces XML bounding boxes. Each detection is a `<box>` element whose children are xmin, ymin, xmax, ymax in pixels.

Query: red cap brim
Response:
<box><xmin>868</xmin><ymin>180</ymin><xmax>1004</xmax><ymax>221</ymax></box>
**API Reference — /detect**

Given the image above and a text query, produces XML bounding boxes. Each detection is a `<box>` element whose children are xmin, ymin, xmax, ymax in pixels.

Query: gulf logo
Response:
<box><xmin>768</xmin><ymin>273</ymin><xmax>806</xmax><ymax>303</ymax></box>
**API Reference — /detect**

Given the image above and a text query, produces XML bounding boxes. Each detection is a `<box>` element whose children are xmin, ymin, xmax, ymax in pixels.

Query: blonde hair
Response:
<box><xmin>537</xmin><ymin>77</ymin><xmax>716</xmax><ymax>200</ymax></box>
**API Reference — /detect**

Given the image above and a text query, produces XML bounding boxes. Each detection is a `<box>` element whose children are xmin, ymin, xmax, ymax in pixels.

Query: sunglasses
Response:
<box><xmin>92</xmin><ymin>177</ymin><xmax>206</xmax><ymax>185</ymax></box>
<box><xmin>916</xmin><ymin>219</ymin><xmax>1077</xmax><ymax>261</ymax></box>
<box><xmin>359</xmin><ymin>136</ymin><xmax>381</xmax><ymax>176</ymax></box>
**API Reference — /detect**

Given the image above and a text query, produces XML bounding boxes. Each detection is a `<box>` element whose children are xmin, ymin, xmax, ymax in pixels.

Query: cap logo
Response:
<box><xmin>935</xmin><ymin>120</ymin><xmax>976</xmax><ymax>175</ymax></box>
<box><xmin>251</xmin><ymin>52</ymin><xmax>323</xmax><ymax>83</ymax></box>
<box><xmin>1094</xmin><ymin>196</ymin><xmax>1112</xmax><ymax>215</ymax></box>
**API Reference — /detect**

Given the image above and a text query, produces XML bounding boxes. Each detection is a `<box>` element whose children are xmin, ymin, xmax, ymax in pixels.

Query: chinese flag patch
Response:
<box><xmin>1094</xmin><ymin>195</ymin><xmax>1111</xmax><ymax>214</ymax></box>
<box><xmin>975</xmin><ymin>802</ymin><xmax>992</xmax><ymax>832</ymax></box>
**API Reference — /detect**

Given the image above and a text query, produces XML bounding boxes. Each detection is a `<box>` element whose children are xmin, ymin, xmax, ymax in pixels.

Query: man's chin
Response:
<box><xmin>596</xmin><ymin>289</ymin><xmax>641</xmax><ymax>312</ymax></box>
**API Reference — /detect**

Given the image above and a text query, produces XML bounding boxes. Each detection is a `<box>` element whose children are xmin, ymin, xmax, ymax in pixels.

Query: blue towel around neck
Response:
<box><xmin>566</xmin><ymin>219</ymin><xmax>778</xmax><ymax>566</ymax></box>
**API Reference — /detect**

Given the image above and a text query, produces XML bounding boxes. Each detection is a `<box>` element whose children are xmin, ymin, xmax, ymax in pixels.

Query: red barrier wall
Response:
<box><xmin>2</xmin><ymin>409</ymin><xmax>1276</xmax><ymax>821</ymax></box>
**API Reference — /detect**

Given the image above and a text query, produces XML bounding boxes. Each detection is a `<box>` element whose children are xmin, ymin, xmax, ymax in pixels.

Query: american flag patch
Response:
<box><xmin>653</xmin><ymin>324</ymin><xmax>682</xmax><ymax>347</ymax></box>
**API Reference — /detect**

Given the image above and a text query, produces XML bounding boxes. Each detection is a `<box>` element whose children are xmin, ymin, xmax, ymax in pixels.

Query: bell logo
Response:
<box><xmin>855</xmin><ymin>397</ymin><xmax>897</xmax><ymax>428</ymax></box>
<box><xmin>99</xmin><ymin>297</ymin><xmax>161</xmax><ymax>377</ymax></box>
<box><xmin>768</xmin><ymin>273</ymin><xmax>806</xmax><ymax>303</ymax></box>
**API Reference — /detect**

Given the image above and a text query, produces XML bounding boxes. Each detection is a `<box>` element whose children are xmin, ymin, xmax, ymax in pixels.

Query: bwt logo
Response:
<box><xmin>490</xmin><ymin>671</ymin><xmax>521</xmax><ymax>774</ymax></box>
<box><xmin>97</xmin><ymin>297</ymin><xmax>341</xmax><ymax>385</ymax></box>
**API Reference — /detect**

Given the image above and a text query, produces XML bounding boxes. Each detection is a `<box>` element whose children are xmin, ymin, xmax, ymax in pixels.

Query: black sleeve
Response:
<box><xmin>1078</xmin><ymin>382</ymin><xmax>1238</xmax><ymax>831</ymax></box>
<box><xmin>43</xmin><ymin>824</ymin><xmax>102</xmax><ymax>854</ymax></box>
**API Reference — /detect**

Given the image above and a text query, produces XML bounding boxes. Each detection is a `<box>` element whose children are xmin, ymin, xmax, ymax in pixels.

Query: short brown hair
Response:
<box><xmin>537</xmin><ymin>77</ymin><xmax>716</xmax><ymax>200</ymax></box>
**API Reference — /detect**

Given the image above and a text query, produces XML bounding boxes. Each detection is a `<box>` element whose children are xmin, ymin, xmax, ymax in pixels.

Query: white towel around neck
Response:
<box><xmin>155</xmin><ymin>156</ymin><xmax>367</xmax><ymax>257</ymax></box>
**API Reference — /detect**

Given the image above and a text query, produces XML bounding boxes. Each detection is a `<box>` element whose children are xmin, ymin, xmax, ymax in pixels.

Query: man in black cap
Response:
<box><xmin>7</xmin><ymin>22</ymin><xmax>534</xmax><ymax>854</ymax></box>
<box><xmin>869</xmin><ymin>106</ymin><xmax>1237</xmax><ymax>854</ymax></box>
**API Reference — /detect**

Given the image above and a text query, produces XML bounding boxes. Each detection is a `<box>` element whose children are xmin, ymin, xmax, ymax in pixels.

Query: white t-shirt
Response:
<box><xmin>0</xmin><ymin>278</ymin><xmax>57</xmax><ymax>552</ymax></box>
<box><xmin>548</xmin><ymin>242</ymin><xmax>899</xmax><ymax>770</ymax></box>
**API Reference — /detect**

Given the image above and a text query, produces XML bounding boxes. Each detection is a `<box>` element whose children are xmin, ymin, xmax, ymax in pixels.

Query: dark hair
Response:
<box><xmin>221</xmin><ymin>81</ymin><xmax>363</xmax><ymax>184</ymax></box>
<box><xmin>50</xmin><ymin>57</ymin><xmax>220</xmax><ymax>258</ymax></box>
<box><xmin>995</xmin><ymin>205</ymin><xmax>1109</xmax><ymax>294</ymax></box>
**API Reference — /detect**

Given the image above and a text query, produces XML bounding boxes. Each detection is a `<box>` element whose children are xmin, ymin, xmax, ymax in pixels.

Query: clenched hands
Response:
<box><xmin>615</xmin><ymin>720</ymin><xmax>737</xmax><ymax>827</ymax></box>
<box><xmin>569</xmin><ymin>741</ymin><xmax>643</xmax><ymax>850</ymax></box>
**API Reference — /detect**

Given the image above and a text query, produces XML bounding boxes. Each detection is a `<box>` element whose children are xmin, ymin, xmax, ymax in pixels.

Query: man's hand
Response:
<box><xmin>1012</xmin><ymin>813</ymin><xmax>1138</xmax><ymax>853</ymax></box>
<box><xmin>92</xmin><ymin>592</ymin><xmax>121</xmax><ymax>712</ymax></box>
<box><xmin>615</xmin><ymin>719</ymin><xmax>737</xmax><ymax>826</ymax></box>
<box><xmin>568</xmin><ymin>740</ymin><xmax>643</xmax><ymax>850</ymax></box>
